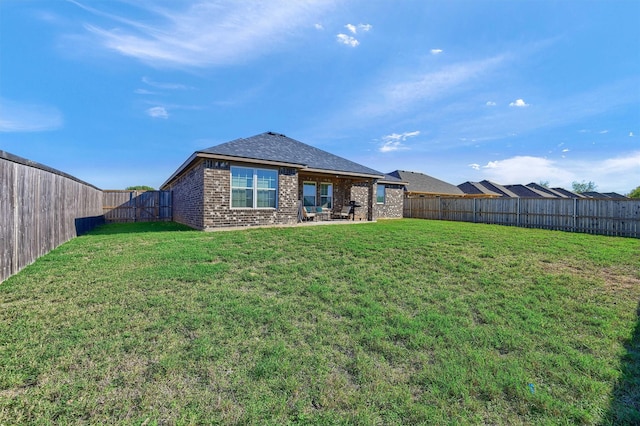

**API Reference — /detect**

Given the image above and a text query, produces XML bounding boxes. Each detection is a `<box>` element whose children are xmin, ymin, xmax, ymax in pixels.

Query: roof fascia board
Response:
<box><xmin>197</xmin><ymin>152</ymin><xmax>307</xmax><ymax>168</ymax></box>
<box><xmin>303</xmin><ymin>167</ymin><xmax>383</xmax><ymax>179</ymax></box>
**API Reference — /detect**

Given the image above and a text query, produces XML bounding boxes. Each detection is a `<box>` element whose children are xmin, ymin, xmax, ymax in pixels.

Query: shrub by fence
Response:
<box><xmin>1</xmin><ymin>151</ymin><xmax>104</xmax><ymax>283</ymax></box>
<box><xmin>404</xmin><ymin>197</ymin><xmax>640</xmax><ymax>237</ymax></box>
<box><xmin>103</xmin><ymin>190</ymin><xmax>172</xmax><ymax>223</ymax></box>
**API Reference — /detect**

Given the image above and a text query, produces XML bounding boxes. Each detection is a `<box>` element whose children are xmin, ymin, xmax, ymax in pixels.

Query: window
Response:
<box><xmin>231</xmin><ymin>166</ymin><xmax>277</xmax><ymax>208</ymax></box>
<box><xmin>320</xmin><ymin>183</ymin><xmax>333</xmax><ymax>208</ymax></box>
<box><xmin>376</xmin><ymin>184</ymin><xmax>385</xmax><ymax>204</ymax></box>
<box><xmin>303</xmin><ymin>182</ymin><xmax>316</xmax><ymax>207</ymax></box>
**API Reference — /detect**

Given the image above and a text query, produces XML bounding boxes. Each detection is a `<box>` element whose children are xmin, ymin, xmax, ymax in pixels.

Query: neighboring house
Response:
<box><xmin>387</xmin><ymin>170</ymin><xmax>466</xmax><ymax>198</ymax></box>
<box><xmin>458</xmin><ymin>180</ymin><xmax>513</xmax><ymax>198</ymax></box>
<box><xmin>161</xmin><ymin>132</ymin><xmax>404</xmax><ymax>230</ymax></box>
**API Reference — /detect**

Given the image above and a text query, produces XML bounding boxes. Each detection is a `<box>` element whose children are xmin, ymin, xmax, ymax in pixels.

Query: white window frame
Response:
<box><xmin>230</xmin><ymin>166</ymin><xmax>278</xmax><ymax>209</ymax></box>
<box><xmin>303</xmin><ymin>182</ymin><xmax>317</xmax><ymax>207</ymax></box>
<box><xmin>320</xmin><ymin>183</ymin><xmax>333</xmax><ymax>208</ymax></box>
<box><xmin>376</xmin><ymin>184</ymin><xmax>385</xmax><ymax>204</ymax></box>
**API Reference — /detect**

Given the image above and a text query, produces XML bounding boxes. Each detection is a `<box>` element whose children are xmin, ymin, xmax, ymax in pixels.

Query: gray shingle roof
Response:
<box><xmin>505</xmin><ymin>184</ymin><xmax>554</xmax><ymax>198</ymax></box>
<box><xmin>388</xmin><ymin>170</ymin><xmax>464</xmax><ymax>195</ymax></box>
<box><xmin>458</xmin><ymin>181</ymin><xmax>508</xmax><ymax>197</ymax></box>
<box><xmin>200</xmin><ymin>132</ymin><xmax>383</xmax><ymax>176</ymax></box>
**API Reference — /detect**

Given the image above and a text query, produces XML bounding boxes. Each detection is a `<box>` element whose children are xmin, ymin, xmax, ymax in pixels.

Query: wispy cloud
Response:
<box><xmin>314</xmin><ymin>23</ymin><xmax>324</xmax><ymax>30</ymax></box>
<box><xmin>430</xmin><ymin>49</ymin><xmax>443</xmax><ymax>55</ymax></box>
<box><xmin>379</xmin><ymin>131</ymin><xmax>420</xmax><ymax>152</ymax></box>
<box><xmin>336</xmin><ymin>34</ymin><xmax>359</xmax><ymax>47</ymax></box>
<box><xmin>71</xmin><ymin>0</ymin><xmax>335</xmax><ymax>67</ymax></box>
<box><xmin>509</xmin><ymin>98</ymin><xmax>529</xmax><ymax>107</ymax></box>
<box><xmin>359</xmin><ymin>55</ymin><xmax>505</xmax><ymax>117</ymax></box>
<box><xmin>0</xmin><ymin>98</ymin><xmax>63</xmax><ymax>132</ymax></box>
<box><xmin>486</xmin><ymin>101</ymin><xmax>496</xmax><ymax>106</ymax></box>
<box><xmin>142</xmin><ymin>76</ymin><xmax>191</xmax><ymax>90</ymax></box>
<box><xmin>147</xmin><ymin>106</ymin><xmax>169</xmax><ymax>119</ymax></box>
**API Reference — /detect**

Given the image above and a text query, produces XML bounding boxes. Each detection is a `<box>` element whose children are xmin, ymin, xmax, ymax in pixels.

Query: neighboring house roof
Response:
<box><xmin>602</xmin><ymin>192</ymin><xmax>628</xmax><ymax>199</ymax></box>
<box><xmin>551</xmin><ymin>187</ymin><xmax>585</xmax><ymax>198</ymax></box>
<box><xmin>582</xmin><ymin>191</ymin><xmax>628</xmax><ymax>199</ymax></box>
<box><xmin>458</xmin><ymin>180</ymin><xmax>517</xmax><ymax>197</ymax></box>
<box><xmin>505</xmin><ymin>184</ymin><xmax>555</xmax><ymax>198</ymax></box>
<box><xmin>162</xmin><ymin>132</ymin><xmax>384</xmax><ymax>187</ymax></box>
<box><xmin>457</xmin><ymin>181</ymin><xmax>501</xmax><ymax>197</ymax></box>
<box><xmin>388</xmin><ymin>170</ymin><xmax>465</xmax><ymax>196</ymax></box>
<box><xmin>526</xmin><ymin>183</ymin><xmax>569</xmax><ymax>198</ymax></box>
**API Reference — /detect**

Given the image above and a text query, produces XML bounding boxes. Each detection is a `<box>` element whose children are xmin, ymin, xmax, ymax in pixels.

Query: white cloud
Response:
<box><xmin>562</xmin><ymin>148</ymin><xmax>570</xmax><ymax>153</ymax></box>
<box><xmin>336</xmin><ymin>33</ymin><xmax>359</xmax><ymax>47</ymax></box>
<box><xmin>430</xmin><ymin>49</ymin><xmax>443</xmax><ymax>55</ymax></box>
<box><xmin>509</xmin><ymin>99</ymin><xmax>529</xmax><ymax>107</ymax></box>
<box><xmin>476</xmin><ymin>152</ymin><xmax>640</xmax><ymax>192</ymax></box>
<box><xmin>345</xmin><ymin>24</ymin><xmax>357</xmax><ymax>34</ymax></box>
<box><xmin>630</xmin><ymin>132</ymin><xmax>635</xmax><ymax>137</ymax></box>
<box><xmin>378</xmin><ymin>131</ymin><xmax>420</xmax><ymax>153</ymax></box>
<box><xmin>345</xmin><ymin>23</ymin><xmax>371</xmax><ymax>34</ymax></box>
<box><xmin>0</xmin><ymin>98</ymin><xmax>63</xmax><ymax>132</ymax></box>
<box><xmin>599</xmin><ymin>130</ymin><xmax>609</xmax><ymax>134</ymax></box>
<box><xmin>142</xmin><ymin>77</ymin><xmax>190</xmax><ymax>90</ymax></box>
<box><xmin>314</xmin><ymin>23</ymin><xmax>324</xmax><ymax>30</ymax></box>
<box><xmin>147</xmin><ymin>106</ymin><xmax>169</xmax><ymax>119</ymax></box>
<box><xmin>469</xmin><ymin>163</ymin><xmax>480</xmax><ymax>171</ymax></box>
<box><xmin>486</xmin><ymin>101</ymin><xmax>496</xmax><ymax>106</ymax></box>
<box><xmin>71</xmin><ymin>1</ymin><xmax>336</xmax><ymax>67</ymax></box>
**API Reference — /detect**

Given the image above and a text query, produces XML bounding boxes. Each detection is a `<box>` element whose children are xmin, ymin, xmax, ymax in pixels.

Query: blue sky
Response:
<box><xmin>1</xmin><ymin>0</ymin><xmax>638</xmax><ymax>193</ymax></box>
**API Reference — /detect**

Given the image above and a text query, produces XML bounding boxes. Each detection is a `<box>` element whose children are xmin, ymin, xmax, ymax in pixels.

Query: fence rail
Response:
<box><xmin>404</xmin><ymin>197</ymin><xmax>640</xmax><ymax>238</ymax></box>
<box><xmin>103</xmin><ymin>190</ymin><xmax>172</xmax><ymax>223</ymax></box>
<box><xmin>1</xmin><ymin>151</ymin><xmax>104</xmax><ymax>283</ymax></box>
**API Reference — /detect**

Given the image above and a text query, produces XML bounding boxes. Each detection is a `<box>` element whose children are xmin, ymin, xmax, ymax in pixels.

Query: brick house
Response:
<box><xmin>161</xmin><ymin>132</ymin><xmax>405</xmax><ymax>230</ymax></box>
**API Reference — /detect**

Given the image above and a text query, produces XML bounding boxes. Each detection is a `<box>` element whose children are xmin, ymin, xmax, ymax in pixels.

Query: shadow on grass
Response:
<box><xmin>604</xmin><ymin>301</ymin><xmax>640</xmax><ymax>425</ymax></box>
<box><xmin>87</xmin><ymin>221</ymin><xmax>194</xmax><ymax>235</ymax></box>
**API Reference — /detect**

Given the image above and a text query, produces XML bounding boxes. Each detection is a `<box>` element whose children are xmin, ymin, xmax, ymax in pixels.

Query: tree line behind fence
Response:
<box><xmin>404</xmin><ymin>197</ymin><xmax>640</xmax><ymax>238</ymax></box>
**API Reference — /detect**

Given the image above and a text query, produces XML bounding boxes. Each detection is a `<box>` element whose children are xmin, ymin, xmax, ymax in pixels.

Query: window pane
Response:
<box><xmin>320</xmin><ymin>184</ymin><xmax>332</xmax><ymax>208</ymax></box>
<box><xmin>257</xmin><ymin>190</ymin><xmax>276</xmax><ymax>208</ymax></box>
<box><xmin>231</xmin><ymin>167</ymin><xmax>253</xmax><ymax>188</ymax></box>
<box><xmin>256</xmin><ymin>169</ymin><xmax>277</xmax><ymax>189</ymax></box>
<box><xmin>377</xmin><ymin>185</ymin><xmax>385</xmax><ymax>203</ymax></box>
<box><xmin>303</xmin><ymin>183</ymin><xmax>316</xmax><ymax>207</ymax></box>
<box><xmin>232</xmin><ymin>189</ymin><xmax>253</xmax><ymax>207</ymax></box>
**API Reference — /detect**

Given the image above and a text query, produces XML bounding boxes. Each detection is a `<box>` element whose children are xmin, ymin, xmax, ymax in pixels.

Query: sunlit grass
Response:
<box><xmin>1</xmin><ymin>219</ymin><xmax>638</xmax><ymax>424</ymax></box>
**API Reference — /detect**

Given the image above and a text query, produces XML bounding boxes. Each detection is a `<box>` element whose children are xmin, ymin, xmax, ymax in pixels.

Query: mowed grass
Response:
<box><xmin>1</xmin><ymin>219</ymin><xmax>638</xmax><ymax>425</ymax></box>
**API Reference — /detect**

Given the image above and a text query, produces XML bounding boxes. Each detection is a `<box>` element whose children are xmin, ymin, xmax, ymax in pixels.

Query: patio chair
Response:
<box><xmin>302</xmin><ymin>206</ymin><xmax>315</xmax><ymax>221</ymax></box>
<box><xmin>334</xmin><ymin>205</ymin><xmax>351</xmax><ymax>220</ymax></box>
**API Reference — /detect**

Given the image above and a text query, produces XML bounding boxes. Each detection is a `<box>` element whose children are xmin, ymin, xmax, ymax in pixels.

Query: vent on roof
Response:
<box><xmin>267</xmin><ymin>131</ymin><xmax>286</xmax><ymax>137</ymax></box>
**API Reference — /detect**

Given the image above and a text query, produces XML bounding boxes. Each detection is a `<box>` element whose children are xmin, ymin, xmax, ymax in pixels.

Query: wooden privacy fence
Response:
<box><xmin>103</xmin><ymin>190</ymin><xmax>172</xmax><ymax>223</ymax></box>
<box><xmin>1</xmin><ymin>151</ymin><xmax>104</xmax><ymax>283</ymax></box>
<box><xmin>404</xmin><ymin>197</ymin><xmax>640</xmax><ymax>238</ymax></box>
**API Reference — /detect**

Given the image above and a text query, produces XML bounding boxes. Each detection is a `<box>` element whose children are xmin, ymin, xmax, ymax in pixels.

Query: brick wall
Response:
<box><xmin>350</xmin><ymin>182</ymin><xmax>371</xmax><ymax>221</ymax></box>
<box><xmin>168</xmin><ymin>160</ymin><xmax>205</xmax><ymax>229</ymax></box>
<box><xmin>373</xmin><ymin>184</ymin><xmax>404</xmax><ymax>219</ymax></box>
<box><xmin>201</xmin><ymin>161</ymin><xmax>299</xmax><ymax>229</ymax></box>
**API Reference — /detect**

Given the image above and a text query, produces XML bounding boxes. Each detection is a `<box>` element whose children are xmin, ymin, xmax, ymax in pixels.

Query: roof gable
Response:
<box><xmin>200</xmin><ymin>132</ymin><xmax>383</xmax><ymax>176</ymax></box>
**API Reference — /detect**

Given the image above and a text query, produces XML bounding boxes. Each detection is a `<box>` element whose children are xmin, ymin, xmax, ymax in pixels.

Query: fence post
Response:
<box><xmin>517</xmin><ymin>198</ymin><xmax>520</xmax><ymax>227</ymax></box>
<box><xmin>573</xmin><ymin>198</ymin><xmax>577</xmax><ymax>232</ymax></box>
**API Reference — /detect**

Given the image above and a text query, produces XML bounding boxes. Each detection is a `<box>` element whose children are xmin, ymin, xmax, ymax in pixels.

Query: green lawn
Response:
<box><xmin>1</xmin><ymin>219</ymin><xmax>638</xmax><ymax>425</ymax></box>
